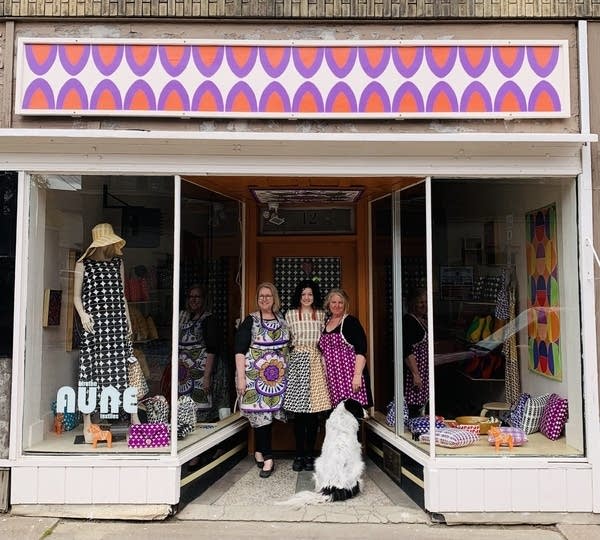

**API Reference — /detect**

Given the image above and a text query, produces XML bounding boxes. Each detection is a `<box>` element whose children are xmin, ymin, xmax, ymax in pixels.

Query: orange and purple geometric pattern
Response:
<box><xmin>526</xmin><ymin>203</ymin><xmax>561</xmax><ymax>381</ymax></box>
<box><xmin>16</xmin><ymin>39</ymin><xmax>569</xmax><ymax>119</ymax></box>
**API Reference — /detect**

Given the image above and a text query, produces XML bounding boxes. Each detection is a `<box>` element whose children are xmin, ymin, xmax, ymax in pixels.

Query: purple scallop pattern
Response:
<box><xmin>392</xmin><ymin>82</ymin><xmax>425</xmax><ymax>113</ymax></box>
<box><xmin>259</xmin><ymin>81</ymin><xmax>291</xmax><ymax>113</ymax></box>
<box><xmin>460</xmin><ymin>81</ymin><xmax>493</xmax><ymax>112</ymax></box>
<box><xmin>191</xmin><ymin>81</ymin><xmax>224</xmax><ymax>112</ymax></box>
<box><xmin>391</xmin><ymin>46</ymin><xmax>424</xmax><ymax>77</ymax></box>
<box><xmin>325</xmin><ymin>82</ymin><xmax>357</xmax><ymax>113</ymax></box>
<box><xmin>22</xmin><ymin>78</ymin><xmax>55</xmax><ymax>109</ymax></box>
<box><xmin>124</xmin><ymin>80</ymin><xmax>157</xmax><ymax>110</ymax></box>
<box><xmin>292</xmin><ymin>47</ymin><xmax>325</xmax><ymax>78</ymax></box>
<box><xmin>92</xmin><ymin>44</ymin><xmax>124</xmax><ymax>76</ymax></box>
<box><xmin>90</xmin><ymin>79</ymin><xmax>123</xmax><ymax>110</ymax></box>
<box><xmin>425</xmin><ymin>46</ymin><xmax>458</xmax><ymax>78</ymax></box>
<box><xmin>125</xmin><ymin>45</ymin><xmax>158</xmax><ymax>77</ymax></box>
<box><xmin>158</xmin><ymin>81</ymin><xmax>190</xmax><ymax>111</ymax></box>
<box><xmin>225</xmin><ymin>46</ymin><xmax>258</xmax><ymax>77</ymax></box>
<box><xmin>358</xmin><ymin>47</ymin><xmax>391</xmax><ymax>78</ymax></box>
<box><xmin>494</xmin><ymin>81</ymin><xmax>527</xmax><ymax>112</ymax></box>
<box><xmin>325</xmin><ymin>47</ymin><xmax>358</xmax><ymax>78</ymax></box>
<box><xmin>192</xmin><ymin>45</ymin><xmax>225</xmax><ymax>77</ymax></box>
<box><xmin>259</xmin><ymin>47</ymin><xmax>291</xmax><ymax>78</ymax></box>
<box><xmin>426</xmin><ymin>81</ymin><xmax>458</xmax><ymax>112</ymax></box>
<box><xmin>158</xmin><ymin>45</ymin><xmax>192</xmax><ymax>77</ymax></box>
<box><xmin>226</xmin><ymin>81</ymin><xmax>258</xmax><ymax>112</ymax></box>
<box><xmin>493</xmin><ymin>46</ymin><xmax>525</xmax><ymax>78</ymax></box>
<box><xmin>359</xmin><ymin>82</ymin><xmax>391</xmax><ymax>113</ymax></box>
<box><xmin>292</xmin><ymin>81</ymin><xmax>324</xmax><ymax>113</ymax></box>
<box><xmin>57</xmin><ymin>79</ymin><xmax>89</xmax><ymax>110</ymax></box>
<box><xmin>25</xmin><ymin>44</ymin><xmax>58</xmax><ymax>75</ymax></box>
<box><xmin>458</xmin><ymin>46</ymin><xmax>491</xmax><ymax>78</ymax></box>
<box><xmin>58</xmin><ymin>44</ymin><xmax>91</xmax><ymax>76</ymax></box>
<box><xmin>527</xmin><ymin>46</ymin><xmax>559</xmax><ymax>77</ymax></box>
<box><xmin>528</xmin><ymin>81</ymin><xmax>561</xmax><ymax>112</ymax></box>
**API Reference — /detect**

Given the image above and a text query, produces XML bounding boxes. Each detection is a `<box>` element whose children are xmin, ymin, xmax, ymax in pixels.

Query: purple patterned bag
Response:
<box><xmin>127</xmin><ymin>422</ymin><xmax>170</xmax><ymax>448</ymax></box>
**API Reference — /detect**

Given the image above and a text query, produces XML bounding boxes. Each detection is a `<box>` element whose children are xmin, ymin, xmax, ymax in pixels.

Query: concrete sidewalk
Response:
<box><xmin>2</xmin><ymin>515</ymin><xmax>600</xmax><ymax>540</ymax></box>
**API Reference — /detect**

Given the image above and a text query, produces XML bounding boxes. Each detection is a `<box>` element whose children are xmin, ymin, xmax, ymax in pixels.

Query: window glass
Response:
<box><xmin>23</xmin><ymin>174</ymin><xmax>174</xmax><ymax>454</ymax></box>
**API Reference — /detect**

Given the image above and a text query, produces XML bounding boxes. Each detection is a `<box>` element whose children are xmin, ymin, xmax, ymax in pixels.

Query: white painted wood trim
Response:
<box><xmin>171</xmin><ymin>176</ymin><xmax>181</xmax><ymax>456</ymax></box>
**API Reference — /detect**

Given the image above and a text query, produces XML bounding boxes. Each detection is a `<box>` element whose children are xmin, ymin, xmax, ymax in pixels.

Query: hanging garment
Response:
<box><xmin>404</xmin><ymin>314</ymin><xmax>429</xmax><ymax>407</ymax></box>
<box><xmin>78</xmin><ymin>257</ymin><xmax>131</xmax><ymax>418</ymax></box>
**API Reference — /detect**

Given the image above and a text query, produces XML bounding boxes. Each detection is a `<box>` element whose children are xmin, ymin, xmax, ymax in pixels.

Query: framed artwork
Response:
<box><xmin>43</xmin><ymin>289</ymin><xmax>62</xmax><ymax>327</ymax></box>
<box><xmin>526</xmin><ymin>203</ymin><xmax>561</xmax><ymax>381</ymax></box>
<box><xmin>251</xmin><ymin>188</ymin><xmax>363</xmax><ymax>205</ymax></box>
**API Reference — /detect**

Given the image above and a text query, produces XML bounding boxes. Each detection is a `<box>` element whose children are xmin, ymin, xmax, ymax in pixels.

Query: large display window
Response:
<box><xmin>372</xmin><ymin>177</ymin><xmax>583</xmax><ymax>458</ymax></box>
<box><xmin>21</xmin><ymin>174</ymin><xmax>242</xmax><ymax>455</ymax></box>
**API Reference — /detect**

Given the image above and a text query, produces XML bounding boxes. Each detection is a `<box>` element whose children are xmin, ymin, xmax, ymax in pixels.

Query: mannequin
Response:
<box><xmin>73</xmin><ymin>223</ymin><xmax>140</xmax><ymax>443</ymax></box>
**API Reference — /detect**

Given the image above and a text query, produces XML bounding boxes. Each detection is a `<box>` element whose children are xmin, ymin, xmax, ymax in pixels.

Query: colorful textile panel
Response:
<box><xmin>525</xmin><ymin>203</ymin><xmax>562</xmax><ymax>381</ymax></box>
<box><xmin>16</xmin><ymin>39</ymin><xmax>570</xmax><ymax>119</ymax></box>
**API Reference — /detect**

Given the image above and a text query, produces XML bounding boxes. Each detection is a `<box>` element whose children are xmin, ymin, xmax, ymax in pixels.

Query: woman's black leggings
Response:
<box><xmin>294</xmin><ymin>412</ymin><xmax>319</xmax><ymax>457</ymax></box>
<box><xmin>254</xmin><ymin>423</ymin><xmax>273</xmax><ymax>460</ymax></box>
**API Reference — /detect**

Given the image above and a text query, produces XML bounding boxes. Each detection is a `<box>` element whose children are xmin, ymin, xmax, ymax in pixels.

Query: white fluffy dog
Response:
<box><xmin>278</xmin><ymin>398</ymin><xmax>368</xmax><ymax>505</ymax></box>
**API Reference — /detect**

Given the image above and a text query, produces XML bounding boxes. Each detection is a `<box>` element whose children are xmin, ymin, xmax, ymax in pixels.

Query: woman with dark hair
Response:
<box><xmin>235</xmin><ymin>282</ymin><xmax>289</xmax><ymax>478</ymax></box>
<box><xmin>284</xmin><ymin>280</ymin><xmax>331</xmax><ymax>472</ymax></box>
<box><xmin>403</xmin><ymin>287</ymin><xmax>429</xmax><ymax>418</ymax></box>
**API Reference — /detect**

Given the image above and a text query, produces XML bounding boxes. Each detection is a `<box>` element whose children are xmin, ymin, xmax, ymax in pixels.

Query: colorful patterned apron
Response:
<box><xmin>240</xmin><ymin>313</ymin><xmax>289</xmax><ymax>413</ymax></box>
<box><xmin>404</xmin><ymin>315</ymin><xmax>429</xmax><ymax>406</ymax></box>
<box><xmin>318</xmin><ymin>317</ymin><xmax>368</xmax><ymax>408</ymax></box>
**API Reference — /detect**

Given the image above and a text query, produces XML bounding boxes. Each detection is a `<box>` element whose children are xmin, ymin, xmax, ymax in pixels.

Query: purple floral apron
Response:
<box><xmin>319</xmin><ymin>318</ymin><xmax>368</xmax><ymax>408</ymax></box>
<box><xmin>404</xmin><ymin>316</ymin><xmax>429</xmax><ymax>406</ymax></box>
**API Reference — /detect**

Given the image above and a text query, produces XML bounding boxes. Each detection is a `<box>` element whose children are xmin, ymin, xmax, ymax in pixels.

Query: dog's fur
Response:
<box><xmin>278</xmin><ymin>398</ymin><xmax>367</xmax><ymax>505</ymax></box>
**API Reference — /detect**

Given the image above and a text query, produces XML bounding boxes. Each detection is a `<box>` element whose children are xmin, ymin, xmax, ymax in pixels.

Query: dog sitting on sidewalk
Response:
<box><xmin>277</xmin><ymin>398</ymin><xmax>368</xmax><ymax>505</ymax></box>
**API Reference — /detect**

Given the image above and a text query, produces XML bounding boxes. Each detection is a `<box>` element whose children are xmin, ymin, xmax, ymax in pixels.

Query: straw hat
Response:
<box><xmin>78</xmin><ymin>223</ymin><xmax>126</xmax><ymax>262</ymax></box>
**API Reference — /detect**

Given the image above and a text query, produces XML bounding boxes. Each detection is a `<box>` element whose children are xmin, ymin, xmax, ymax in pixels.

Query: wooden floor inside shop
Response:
<box><xmin>24</xmin><ymin>412</ymin><xmax>242</xmax><ymax>454</ymax></box>
<box><xmin>372</xmin><ymin>412</ymin><xmax>582</xmax><ymax>457</ymax></box>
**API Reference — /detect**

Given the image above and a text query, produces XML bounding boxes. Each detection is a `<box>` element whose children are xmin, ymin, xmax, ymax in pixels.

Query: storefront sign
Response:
<box><xmin>56</xmin><ymin>384</ymin><xmax>138</xmax><ymax>419</ymax></box>
<box><xmin>15</xmin><ymin>39</ymin><xmax>570</xmax><ymax>119</ymax></box>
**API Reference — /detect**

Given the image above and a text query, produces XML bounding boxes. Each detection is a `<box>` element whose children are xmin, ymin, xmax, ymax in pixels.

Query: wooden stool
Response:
<box><xmin>480</xmin><ymin>401</ymin><xmax>511</xmax><ymax>417</ymax></box>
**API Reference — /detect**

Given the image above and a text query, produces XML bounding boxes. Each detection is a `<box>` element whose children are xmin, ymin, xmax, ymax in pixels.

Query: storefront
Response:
<box><xmin>0</xmin><ymin>19</ymin><xmax>599</xmax><ymax>518</ymax></box>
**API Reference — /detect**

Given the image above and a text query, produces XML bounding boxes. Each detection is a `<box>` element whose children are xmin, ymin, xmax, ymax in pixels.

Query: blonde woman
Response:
<box><xmin>234</xmin><ymin>282</ymin><xmax>289</xmax><ymax>478</ymax></box>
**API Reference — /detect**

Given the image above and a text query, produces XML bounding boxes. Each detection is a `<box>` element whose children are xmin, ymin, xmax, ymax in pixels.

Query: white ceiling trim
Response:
<box><xmin>0</xmin><ymin>128</ymin><xmax>594</xmax><ymax>178</ymax></box>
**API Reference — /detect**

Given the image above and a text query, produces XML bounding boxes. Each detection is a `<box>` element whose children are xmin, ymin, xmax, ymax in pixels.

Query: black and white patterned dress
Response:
<box><xmin>78</xmin><ymin>257</ymin><xmax>131</xmax><ymax>416</ymax></box>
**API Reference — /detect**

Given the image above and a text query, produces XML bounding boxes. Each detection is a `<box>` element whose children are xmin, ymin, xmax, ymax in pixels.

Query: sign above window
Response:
<box><xmin>15</xmin><ymin>39</ymin><xmax>570</xmax><ymax>119</ymax></box>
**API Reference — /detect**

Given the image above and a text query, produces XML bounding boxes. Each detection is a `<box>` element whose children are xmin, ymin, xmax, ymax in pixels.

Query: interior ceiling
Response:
<box><xmin>181</xmin><ymin>176</ymin><xmax>422</xmax><ymax>205</ymax></box>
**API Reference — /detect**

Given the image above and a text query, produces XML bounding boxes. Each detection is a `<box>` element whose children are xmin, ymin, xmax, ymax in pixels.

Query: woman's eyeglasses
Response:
<box><xmin>258</xmin><ymin>294</ymin><xmax>273</xmax><ymax>299</ymax></box>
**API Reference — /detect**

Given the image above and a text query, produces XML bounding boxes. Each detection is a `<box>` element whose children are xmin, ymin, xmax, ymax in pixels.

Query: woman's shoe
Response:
<box><xmin>259</xmin><ymin>460</ymin><xmax>275</xmax><ymax>478</ymax></box>
<box><xmin>304</xmin><ymin>457</ymin><xmax>315</xmax><ymax>471</ymax></box>
<box><xmin>254</xmin><ymin>452</ymin><xmax>264</xmax><ymax>469</ymax></box>
<box><xmin>292</xmin><ymin>456</ymin><xmax>305</xmax><ymax>472</ymax></box>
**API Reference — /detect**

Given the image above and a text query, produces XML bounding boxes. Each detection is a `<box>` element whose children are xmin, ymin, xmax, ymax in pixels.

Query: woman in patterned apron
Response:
<box><xmin>73</xmin><ymin>223</ymin><xmax>140</xmax><ymax>443</ymax></box>
<box><xmin>284</xmin><ymin>280</ymin><xmax>331</xmax><ymax>472</ymax></box>
<box><xmin>178</xmin><ymin>284</ymin><xmax>220</xmax><ymax>423</ymax></box>
<box><xmin>318</xmin><ymin>288</ymin><xmax>371</xmax><ymax>410</ymax></box>
<box><xmin>234</xmin><ymin>282</ymin><xmax>289</xmax><ymax>478</ymax></box>
<box><xmin>403</xmin><ymin>288</ymin><xmax>429</xmax><ymax>418</ymax></box>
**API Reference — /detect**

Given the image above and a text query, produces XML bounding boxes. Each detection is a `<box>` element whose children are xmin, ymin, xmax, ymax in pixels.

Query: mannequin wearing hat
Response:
<box><xmin>73</xmin><ymin>223</ymin><xmax>140</xmax><ymax>443</ymax></box>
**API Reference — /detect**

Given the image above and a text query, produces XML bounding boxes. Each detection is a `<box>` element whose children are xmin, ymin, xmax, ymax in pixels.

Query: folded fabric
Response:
<box><xmin>456</xmin><ymin>423</ymin><xmax>480</xmax><ymax>436</ymax></box>
<box><xmin>408</xmin><ymin>415</ymin><xmax>446</xmax><ymax>435</ymax></box>
<box><xmin>487</xmin><ymin>426</ymin><xmax>528</xmax><ymax>446</ymax></box>
<box><xmin>127</xmin><ymin>422</ymin><xmax>170</xmax><ymax>448</ymax></box>
<box><xmin>508</xmin><ymin>392</ymin><xmax>530</xmax><ymax>429</ymax></box>
<box><xmin>419</xmin><ymin>427</ymin><xmax>478</xmax><ymax>448</ymax></box>
<box><xmin>539</xmin><ymin>393</ymin><xmax>568</xmax><ymax>440</ymax></box>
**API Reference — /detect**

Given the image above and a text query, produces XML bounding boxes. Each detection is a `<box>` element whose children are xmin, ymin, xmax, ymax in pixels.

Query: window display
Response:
<box><xmin>372</xmin><ymin>177</ymin><xmax>584</xmax><ymax>459</ymax></box>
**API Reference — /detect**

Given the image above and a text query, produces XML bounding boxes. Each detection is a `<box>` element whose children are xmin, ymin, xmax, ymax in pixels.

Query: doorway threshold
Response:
<box><xmin>175</xmin><ymin>456</ymin><xmax>429</xmax><ymax>523</ymax></box>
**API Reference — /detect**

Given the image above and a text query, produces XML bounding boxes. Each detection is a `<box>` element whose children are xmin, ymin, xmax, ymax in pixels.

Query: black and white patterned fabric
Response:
<box><xmin>78</xmin><ymin>257</ymin><xmax>131</xmax><ymax>418</ymax></box>
<box><xmin>274</xmin><ymin>257</ymin><xmax>340</xmax><ymax>313</ymax></box>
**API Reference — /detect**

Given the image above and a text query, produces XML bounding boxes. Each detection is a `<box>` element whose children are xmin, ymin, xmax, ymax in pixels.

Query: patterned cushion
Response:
<box><xmin>508</xmin><ymin>393</ymin><xmax>531</xmax><ymax>428</ymax></box>
<box><xmin>487</xmin><ymin>426</ymin><xmax>528</xmax><ymax>446</ymax></box>
<box><xmin>456</xmin><ymin>423</ymin><xmax>480</xmax><ymax>436</ymax></box>
<box><xmin>520</xmin><ymin>393</ymin><xmax>551</xmax><ymax>434</ymax></box>
<box><xmin>539</xmin><ymin>393</ymin><xmax>569</xmax><ymax>441</ymax></box>
<box><xmin>419</xmin><ymin>428</ymin><xmax>479</xmax><ymax>448</ymax></box>
<box><xmin>408</xmin><ymin>416</ymin><xmax>446</xmax><ymax>435</ymax></box>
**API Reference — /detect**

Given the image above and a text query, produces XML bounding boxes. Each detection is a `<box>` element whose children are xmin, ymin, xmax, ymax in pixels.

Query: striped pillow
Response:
<box><xmin>508</xmin><ymin>393</ymin><xmax>531</xmax><ymax>428</ymax></box>
<box><xmin>419</xmin><ymin>427</ymin><xmax>478</xmax><ymax>448</ymax></box>
<box><xmin>520</xmin><ymin>393</ymin><xmax>551</xmax><ymax>434</ymax></box>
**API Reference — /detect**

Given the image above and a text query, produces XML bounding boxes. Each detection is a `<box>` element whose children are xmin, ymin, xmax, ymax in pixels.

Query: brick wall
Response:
<box><xmin>1</xmin><ymin>0</ymin><xmax>600</xmax><ymax>20</ymax></box>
